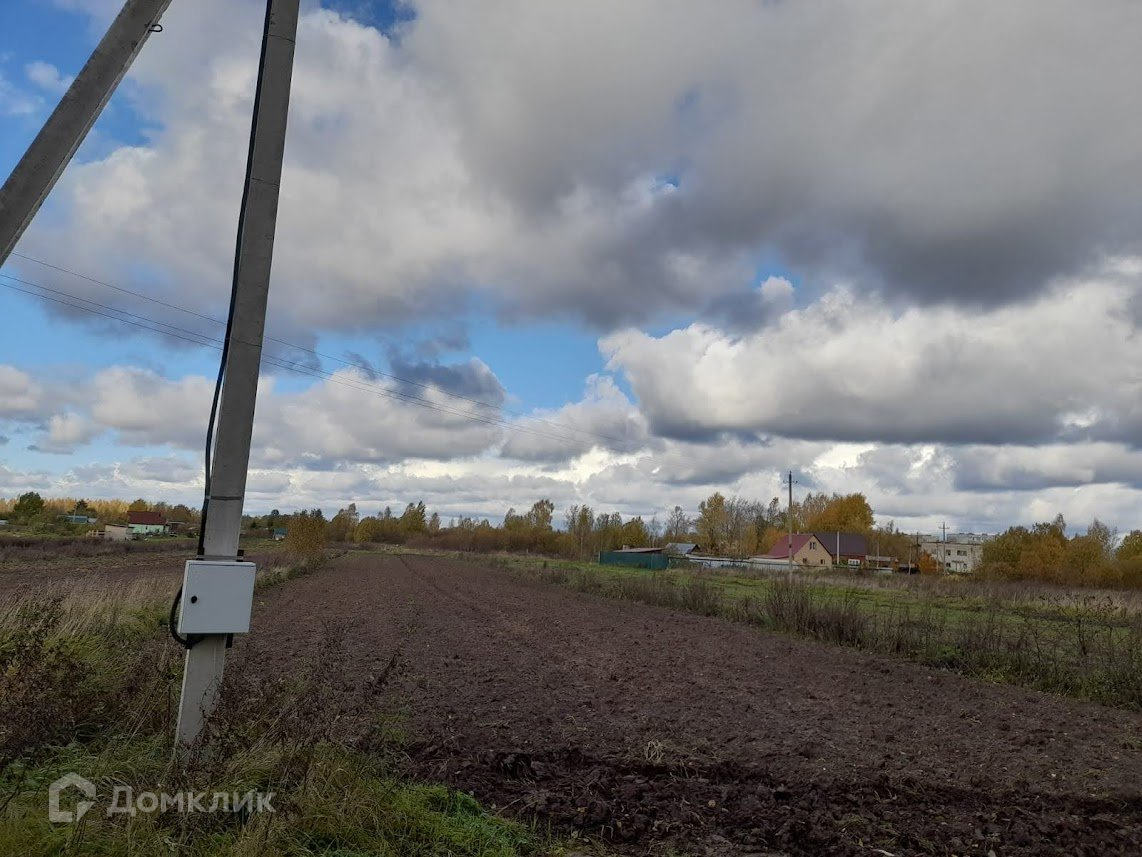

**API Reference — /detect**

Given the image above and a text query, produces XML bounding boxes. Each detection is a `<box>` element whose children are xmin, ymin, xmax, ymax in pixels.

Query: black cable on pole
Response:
<box><xmin>196</xmin><ymin>0</ymin><xmax>276</xmax><ymax>561</ymax></box>
<box><xmin>168</xmin><ymin>584</ymin><xmax>192</xmax><ymax>648</ymax></box>
<box><xmin>174</xmin><ymin>0</ymin><xmax>276</xmax><ymax>649</ymax></box>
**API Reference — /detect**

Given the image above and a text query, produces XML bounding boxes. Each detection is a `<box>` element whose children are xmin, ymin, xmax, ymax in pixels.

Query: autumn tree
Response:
<box><xmin>917</xmin><ymin>550</ymin><xmax>940</xmax><ymax>574</ymax></box>
<box><xmin>766</xmin><ymin>497</ymin><xmax>783</xmax><ymax>530</ymax></box>
<box><xmin>168</xmin><ymin>503</ymin><xmax>196</xmax><ymax>523</ymax></box>
<box><xmin>526</xmin><ymin>499</ymin><xmax>555</xmax><ymax>531</ymax></box>
<box><xmin>1066</xmin><ymin>534</ymin><xmax>1106</xmax><ymax>580</ymax></box>
<box><xmin>647</xmin><ymin>514</ymin><xmax>662</xmax><ymax>544</ymax></box>
<box><xmin>400</xmin><ymin>501</ymin><xmax>427</xmax><ymax>534</ymax></box>
<box><xmin>285</xmin><ymin>510</ymin><xmax>327</xmax><ymax>563</ymax></box>
<box><xmin>724</xmin><ymin>496</ymin><xmax>763</xmax><ymax>557</ymax></box>
<box><xmin>327</xmin><ymin>503</ymin><xmax>360</xmax><ymax>542</ymax></box>
<box><xmin>565</xmin><ymin>505</ymin><xmax>595</xmax><ymax>558</ymax></box>
<box><xmin>798</xmin><ymin>492</ymin><xmax>829</xmax><ymax>531</ymax></box>
<box><xmin>1117</xmin><ymin>530</ymin><xmax>1142</xmax><ymax>561</ymax></box>
<box><xmin>663</xmin><ymin>506</ymin><xmax>692</xmax><ymax>541</ymax></box>
<box><xmin>1116</xmin><ymin>530</ymin><xmax>1142</xmax><ymax>587</ymax></box>
<box><xmin>1086</xmin><ymin>519</ymin><xmax>1117</xmax><ymax>558</ymax></box>
<box><xmin>1063</xmin><ymin>519</ymin><xmax>1117</xmax><ymax>582</ymax></box>
<box><xmin>757</xmin><ymin>526</ymin><xmax>786</xmax><ymax>554</ymax></box>
<box><xmin>803</xmin><ymin>492</ymin><xmax>874</xmax><ymax>533</ymax></box>
<box><xmin>353</xmin><ymin>516</ymin><xmax>384</xmax><ymax>543</ymax></box>
<box><xmin>981</xmin><ymin>516</ymin><xmax>1067</xmax><ymax>581</ymax></box>
<box><xmin>620</xmin><ymin>516</ymin><xmax>651</xmax><ymax>548</ymax></box>
<box><xmin>861</xmin><ymin>520</ymin><xmax>922</xmax><ymax>569</ymax></box>
<box><xmin>593</xmin><ymin>512</ymin><xmax>625</xmax><ymax>552</ymax></box>
<box><xmin>696</xmin><ymin>492</ymin><xmax>728</xmax><ymax>555</ymax></box>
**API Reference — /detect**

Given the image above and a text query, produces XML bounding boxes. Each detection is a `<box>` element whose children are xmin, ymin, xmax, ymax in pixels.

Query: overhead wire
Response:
<box><xmin>1</xmin><ymin>258</ymin><xmax>647</xmax><ymax>650</ymax></box>
<box><xmin>0</xmin><ymin>273</ymin><xmax>643</xmax><ymax>452</ymax></box>
<box><xmin>0</xmin><ymin>276</ymin><xmax>218</xmax><ymax>348</ymax></box>
<box><xmin>7</xmin><ymin>250</ymin><xmax>635</xmax><ymax>448</ymax></box>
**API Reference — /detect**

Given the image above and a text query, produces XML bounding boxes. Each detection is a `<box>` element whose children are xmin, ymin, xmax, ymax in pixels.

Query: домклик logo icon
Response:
<box><xmin>48</xmin><ymin>773</ymin><xmax>96</xmax><ymax>823</ymax></box>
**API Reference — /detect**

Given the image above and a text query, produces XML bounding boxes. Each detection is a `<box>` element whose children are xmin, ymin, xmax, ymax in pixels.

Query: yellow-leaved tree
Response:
<box><xmin>285</xmin><ymin>510</ymin><xmax>327</xmax><ymax>565</ymax></box>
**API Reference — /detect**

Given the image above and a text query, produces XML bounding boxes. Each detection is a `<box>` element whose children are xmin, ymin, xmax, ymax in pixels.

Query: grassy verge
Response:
<box><xmin>0</xmin><ymin>735</ymin><xmax>538</xmax><ymax>856</ymax></box>
<box><xmin>0</xmin><ymin>555</ymin><xmax>548</xmax><ymax>856</ymax></box>
<box><xmin>495</xmin><ymin>557</ymin><xmax>1142</xmax><ymax>709</ymax></box>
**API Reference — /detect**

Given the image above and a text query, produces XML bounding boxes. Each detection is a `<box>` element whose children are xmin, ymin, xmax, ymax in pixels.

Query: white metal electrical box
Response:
<box><xmin>178</xmin><ymin>560</ymin><xmax>257</xmax><ymax>635</ymax></box>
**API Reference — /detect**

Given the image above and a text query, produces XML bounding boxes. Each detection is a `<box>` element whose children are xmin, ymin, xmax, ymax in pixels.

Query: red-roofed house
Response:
<box><xmin>811</xmin><ymin>532</ymin><xmax>870</xmax><ymax>567</ymax></box>
<box><xmin>755</xmin><ymin>533</ymin><xmax>832</xmax><ymax>567</ymax></box>
<box><xmin>127</xmin><ymin>510</ymin><xmax>167</xmax><ymax>536</ymax></box>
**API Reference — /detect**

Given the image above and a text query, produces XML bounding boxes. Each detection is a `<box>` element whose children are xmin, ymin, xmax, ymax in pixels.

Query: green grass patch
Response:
<box><xmin>0</xmin><ymin>558</ymin><xmax>552</xmax><ymax>857</ymax></box>
<box><xmin>0</xmin><ymin>739</ymin><xmax>537</xmax><ymax>857</ymax></box>
<box><xmin>496</xmin><ymin>558</ymin><xmax>1142</xmax><ymax>709</ymax></box>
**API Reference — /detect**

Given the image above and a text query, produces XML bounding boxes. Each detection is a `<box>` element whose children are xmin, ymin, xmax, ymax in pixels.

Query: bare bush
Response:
<box><xmin>0</xmin><ymin>597</ymin><xmax>175</xmax><ymax>767</ymax></box>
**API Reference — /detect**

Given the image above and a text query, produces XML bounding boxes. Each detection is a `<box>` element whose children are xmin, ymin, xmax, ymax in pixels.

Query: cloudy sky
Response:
<box><xmin>2</xmin><ymin>0</ymin><xmax>1142</xmax><ymax>535</ymax></box>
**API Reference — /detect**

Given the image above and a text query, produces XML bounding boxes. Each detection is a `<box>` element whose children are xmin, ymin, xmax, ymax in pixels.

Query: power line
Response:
<box><xmin>11</xmin><ymin>252</ymin><xmax>220</xmax><ymax>326</ymax></box>
<box><xmin>0</xmin><ymin>276</ymin><xmax>218</xmax><ymax>349</ymax></box>
<box><xmin>0</xmin><ymin>272</ymin><xmax>644</xmax><ymax>452</ymax></box>
<box><xmin>0</xmin><ymin>272</ymin><xmax>578</xmax><ymax>443</ymax></box>
<box><xmin>7</xmin><ymin>251</ymin><xmax>633</xmax><ymax>446</ymax></box>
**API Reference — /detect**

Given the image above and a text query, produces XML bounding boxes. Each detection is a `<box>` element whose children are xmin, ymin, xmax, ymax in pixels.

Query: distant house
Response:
<box><xmin>663</xmin><ymin>542</ymin><xmax>700</xmax><ymax>556</ymax></box>
<box><xmin>103</xmin><ymin>524</ymin><xmax>131</xmax><ymax>542</ymax></box>
<box><xmin>754</xmin><ymin>533</ymin><xmax>832</xmax><ymax>567</ymax></box>
<box><xmin>615</xmin><ymin>546</ymin><xmax>663</xmax><ymax>554</ymax></box>
<box><xmin>921</xmin><ymin>533</ymin><xmax>988</xmax><ymax>573</ymax></box>
<box><xmin>811</xmin><ymin>532</ymin><xmax>869</xmax><ymax>567</ymax></box>
<box><xmin>127</xmin><ymin>510</ymin><xmax>167</xmax><ymax>536</ymax></box>
<box><xmin>0</xmin><ymin>520</ymin><xmax>8</xmax><ymax>527</ymax></box>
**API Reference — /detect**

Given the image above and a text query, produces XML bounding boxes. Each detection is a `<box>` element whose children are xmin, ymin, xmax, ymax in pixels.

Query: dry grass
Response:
<box><xmin>0</xmin><ymin>578</ymin><xmax>167</xmax><ymax>638</ymax></box>
<box><xmin>0</xmin><ymin>535</ymin><xmax>190</xmax><ymax>565</ymax></box>
<box><xmin>521</xmin><ymin>564</ymin><xmax>1142</xmax><ymax>709</ymax></box>
<box><xmin>0</xmin><ymin>555</ymin><xmax>543</xmax><ymax>857</ymax></box>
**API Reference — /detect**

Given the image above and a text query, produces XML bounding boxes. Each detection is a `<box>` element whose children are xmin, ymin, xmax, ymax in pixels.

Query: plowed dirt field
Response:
<box><xmin>236</xmin><ymin>552</ymin><xmax>1142</xmax><ymax>856</ymax></box>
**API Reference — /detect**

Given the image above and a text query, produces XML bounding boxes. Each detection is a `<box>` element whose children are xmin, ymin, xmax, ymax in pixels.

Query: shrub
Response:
<box><xmin>284</xmin><ymin>511</ymin><xmax>327</xmax><ymax>563</ymax></box>
<box><xmin>0</xmin><ymin>570</ymin><xmax>541</xmax><ymax>857</ymax></box>
<box><xmin>0</xmin><ymin>597</ymin><xmax>173</xmax><ymax>769</ymax></box>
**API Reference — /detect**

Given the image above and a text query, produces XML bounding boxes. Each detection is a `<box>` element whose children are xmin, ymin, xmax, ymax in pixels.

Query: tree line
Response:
<box><xmin>0</xmin><ymin>492</ymin><xmax>198</xmax><ymax>533</ymax></box>
<box><xmin>14</xmin><ymin>489</ymin><xmax>1142</xmax><ymax>589</ymax></box>
<box><xmin>980</xmin><ymin>516</ymin><xmax>1142</xmax><ymax>588</ymax></box>
<box><xmin>267</xmin><ymin>491</ymin><xmax>906</xmax><ymax>562</ymax></box>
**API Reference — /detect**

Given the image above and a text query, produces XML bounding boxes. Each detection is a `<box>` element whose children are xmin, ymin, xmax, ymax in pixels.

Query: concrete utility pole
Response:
<box><xmin>940</xmin><ymin>521</ymin><xmax>947</xmax><ymax>573</ymax></box>
<box><xmin>175</xmin><ymin>0</ymin><xmax>300</xmax><ymax>748</ymax></box>
<box><xmin>0</xmin><ymin>0</ymin><xmax>174</xmax><ymax>267</ymax></box>
<box><xmin>786</xmin><ymin>471</ymin><xmax>794</xmax><ymax>579</ymax></box>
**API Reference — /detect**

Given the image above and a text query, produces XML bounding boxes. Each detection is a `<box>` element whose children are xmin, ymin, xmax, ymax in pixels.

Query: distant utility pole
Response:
<box><xmin>175</xmin><ymin>0</ymin><xmax>300</xmax><ymax>748</ymax></box>
<box><xmin>940</xmin><ymin>521</ymin><xmax>947</xmax><ymax>573</ymax></box>
<box><xmin>786</xmin><ymin>471</ymin><xmax>794</xmax><ymax>579</ymax></box>
<box><xmin>0</xmin><ymin>0</ymin><xmax>174</xmax><ymax>267</ymax></box>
